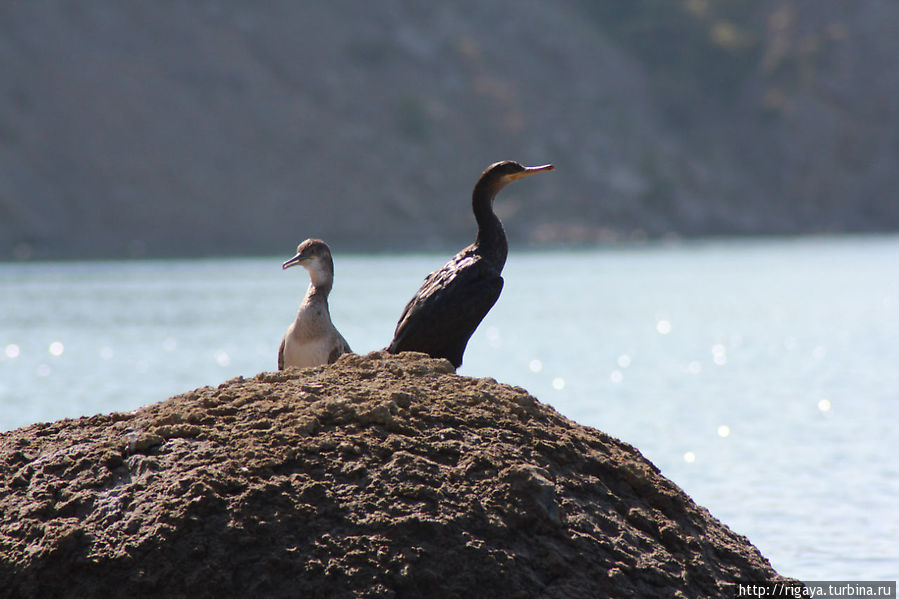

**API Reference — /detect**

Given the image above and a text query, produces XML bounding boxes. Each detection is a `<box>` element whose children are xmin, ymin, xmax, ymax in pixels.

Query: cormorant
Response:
<box><xmin>387</xmin><ymin>161</ymin><xmax>554</xmax><ymax>368</ymax></box>
<box><xmin>278</xmin><ymin>239</ymin><xmax>352</xmax><ymax>370</ymax></box>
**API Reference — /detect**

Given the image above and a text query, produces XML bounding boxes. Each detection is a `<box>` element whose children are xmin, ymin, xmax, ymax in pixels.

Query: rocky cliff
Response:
<box><xmin>0</xmin><ymin>352</ymin><xmax>795</xmax><ymax>598</ymax></box>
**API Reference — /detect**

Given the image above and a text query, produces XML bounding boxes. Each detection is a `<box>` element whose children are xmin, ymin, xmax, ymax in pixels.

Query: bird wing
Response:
<box><xmin>328</xmin><ymin>332</ymin><xmax>352</xmax><ymax>364</ymax></box>
<box><xmin>277</xmin><ymin>336</ymin><xmax>286</xmax><ymax>370</ymax></box>
<box><xmin>389</xmin><ymin>255</ymin><xmax>503</xmax><ymax>356</ymax></box>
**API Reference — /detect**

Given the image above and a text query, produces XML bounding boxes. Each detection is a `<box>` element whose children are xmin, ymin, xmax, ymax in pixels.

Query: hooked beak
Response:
<box><xmin>509</xmin><ymin>163</ymin><xmax>555</xmax><ymax>181</ymax></box>
<box><xmin>282</xmin><ymin>253</ymin><xmax>309</xmax><ymax>270</ymax></box>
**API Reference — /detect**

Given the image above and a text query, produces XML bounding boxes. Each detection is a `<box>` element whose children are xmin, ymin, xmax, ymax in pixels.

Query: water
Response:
<box><xmin>2</xmin><ymin>236</ymin><xmax>897</xmax><ymax>580</ymax></box>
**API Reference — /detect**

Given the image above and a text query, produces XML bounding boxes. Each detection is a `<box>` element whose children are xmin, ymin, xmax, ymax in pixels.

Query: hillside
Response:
<box><xmin>1</xmin><ymin>1</ymin><xmax>896</xmax><ymax>260</ymax></box>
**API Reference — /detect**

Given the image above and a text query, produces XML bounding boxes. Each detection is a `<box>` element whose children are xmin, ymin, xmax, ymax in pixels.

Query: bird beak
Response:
<box><xmin>282</xmin><ymin>253</ymin><xmax>308</xmax><ymax>270</ymax></box>
<box><xmin>511</xmin><ymin>164</ymin><xmax>555</xmax><ymax>181</ymax></box>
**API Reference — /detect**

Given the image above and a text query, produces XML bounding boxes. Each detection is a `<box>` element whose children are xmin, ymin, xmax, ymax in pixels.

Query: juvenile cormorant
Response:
<box><xmin>387</xmin><ymin>161</ymin><xmax>554</xmax><ymax>368</ymax></box>
<box><xmin>278</xmin><ymin>239</ymin><xmax>352</xmax><ymax>370</ymax></box>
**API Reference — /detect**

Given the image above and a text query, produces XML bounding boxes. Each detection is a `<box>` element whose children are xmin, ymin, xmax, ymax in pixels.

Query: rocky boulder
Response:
<box><xmin>0</xmin><ymin>352</ymin><xmax>793</xmax><ymax>598</ymax></box>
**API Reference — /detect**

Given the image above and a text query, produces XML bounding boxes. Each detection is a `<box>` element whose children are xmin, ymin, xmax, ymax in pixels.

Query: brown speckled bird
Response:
<box><xmin>278</xmin><ymin>239</ymin><xmax>352</xmax><ymax>369</ymax></box>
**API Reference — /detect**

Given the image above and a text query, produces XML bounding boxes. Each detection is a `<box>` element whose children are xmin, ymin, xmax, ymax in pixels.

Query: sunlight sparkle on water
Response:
<box><xmin>528</xmin><ymin>359</ymin><xmax>543</xmax><ymax>373</ymax></box>
<box><xmin>215</xmin><ymin>350</ymin><xmax>231</xmax><ymax>367</ymax></box>
<box><xmin>717</xmin><ymin>425</ymin><xmax>731</xmax><ymax>438</ymax></box>
<box><xmin>49</xmin><ymin>341</ymin><xmax>64</xmax><ymax>357</ymax></box>
<box><xmin>552</xmin><ymin>377</ymin><xmax>565</xmax><ymax>390</ymax></box>
<box><xmin>712</xmin><ymin>344</ymin><xmax>727</xmax><ymax>365</ymax></box>
<box><xmin>486</xmin><ymin>327</ymin><xmax>501</xmax><ymax>348</ymax></box>
<box><xmin>2</xmin><ymin>236</ymin><xmax>895</xmax><ymax>580</ymax></box>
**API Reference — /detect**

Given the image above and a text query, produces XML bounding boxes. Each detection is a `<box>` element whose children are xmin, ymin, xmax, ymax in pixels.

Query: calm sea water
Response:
<box><xmin>2</xmin><ymin>236</ymin><xmax>897</xmax><ymax>580</ymax></box>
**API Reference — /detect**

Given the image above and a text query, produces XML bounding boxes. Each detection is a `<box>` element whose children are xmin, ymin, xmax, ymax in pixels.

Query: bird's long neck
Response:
<box><xmin>295</xmin><ymin>280</ymin><xmax>332</xmax><ymax>333</ymax></box>
<box><xmin>303</xmin><ymin>280</ymin><xmax>331</xmax><ymax>304</ymax></box>
<box><xmin>300</xmin><ymin>264</ymin><xmax>333</xmax><ymax>314</ymax></box>
<box><xmin>472</xmin><ymin>181</ymin><xmax>508</xmax><ymax>268</ymax></box>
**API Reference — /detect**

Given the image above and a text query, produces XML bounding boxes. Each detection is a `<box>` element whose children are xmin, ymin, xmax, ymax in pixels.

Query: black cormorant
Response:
<box><xmin>278</xmin><ymin>239</ymin><xmax>352</xmax><ymax>369</ymax></box>
<box><xmin>387</xmin><ymin>161</ymin><xmax>554</xmax><ymax>368</ymax></box>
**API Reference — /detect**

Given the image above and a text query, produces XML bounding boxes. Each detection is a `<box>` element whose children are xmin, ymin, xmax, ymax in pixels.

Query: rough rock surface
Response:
<box><xmin>0</xmin><ymin>352</ymin><xmax>791</xmax><ymax>598</ymax></box>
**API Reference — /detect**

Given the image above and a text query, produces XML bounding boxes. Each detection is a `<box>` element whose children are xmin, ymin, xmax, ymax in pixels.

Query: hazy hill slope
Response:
<box><xmin>1</xmin><ymin>1</ymin><xmax>896</xmax><ymax>260</ymax></box>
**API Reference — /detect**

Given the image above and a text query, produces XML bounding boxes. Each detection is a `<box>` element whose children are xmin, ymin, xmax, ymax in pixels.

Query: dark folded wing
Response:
<box><xmin>389</xmin><ymin>256</ymin><xmax>503</xmax><ymax>356</ymax></box>
<box><xmin>328</xmin><ymin>333</ymin><xmax>352</xmax><ymax>364</ymax></box>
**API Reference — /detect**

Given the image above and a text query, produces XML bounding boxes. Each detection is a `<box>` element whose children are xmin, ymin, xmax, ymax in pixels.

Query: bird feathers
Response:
<box><xmin>389</xmin><ymin>250</ymin><xmax>503</xmax><ymax>368</ymax></box>
<box><xmin>386</xmin><ymin>161</ymin><xmax>552</xmax><ymax>369</ymax></box>
<box><xmin>278</xmin><ymin>239</ymin><xmax>351</xmax><ymax>370</ymax></box>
